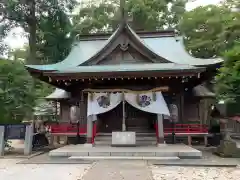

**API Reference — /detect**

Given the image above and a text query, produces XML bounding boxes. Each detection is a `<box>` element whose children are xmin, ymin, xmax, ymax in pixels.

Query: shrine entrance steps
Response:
<box><xmin>94</xmin><ymin>132</ymin><xmax>157</xmax><ymax>146</ymax></box>
<box><xmin>48</xmin><ymin>144</ymin><xmax>202</xmax><ymax>160</ymax></box>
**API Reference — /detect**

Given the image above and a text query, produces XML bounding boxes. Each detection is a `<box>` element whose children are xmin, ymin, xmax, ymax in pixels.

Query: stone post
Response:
<box><xmin>0</xmin><ymin>126</ymin><xmax>5</xmax><ymax>156</ymax></box>
<box><xmin>24</xmin><ymin>124</ymin><xmax>33</xmax><ymax>156</ymax></box>
<box><xmin>85</xmin><ymin>115</ymin><xmax>93</xmax><ymax>147</ymax></box>
<box><xmin>157</xmin><ymin>114</ymin><xmax>165</xmax><ymax>145</ymax></box>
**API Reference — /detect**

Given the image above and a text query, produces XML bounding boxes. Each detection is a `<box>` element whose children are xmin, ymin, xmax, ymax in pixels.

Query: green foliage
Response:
<box><xmin>214</xmin><ymin>44</ymin><xmax>240</xmax><ymax>102</ymax></box>
<box><xmin>72</xmin><ymin>0</ymin><xmax>186</xmax><ymax>34</ymax></box>
<box><xmin>179</xmin><ymin>5</ymin><xmax>240</xmax><ymax>58</ymax></box>
<box><xmin>37</xmin><ymin>9</ymin><xmax>74</xmax><ymax>64</ymax></box>
<box><xmin>0</xmin><ymin>0</ymin><xmax>78</xmax><ymax>63</ymax></box>
<box><xmin>0</xmin><ymin>60</ymin><xmax>36</xmax><ymax>124</ymax></box>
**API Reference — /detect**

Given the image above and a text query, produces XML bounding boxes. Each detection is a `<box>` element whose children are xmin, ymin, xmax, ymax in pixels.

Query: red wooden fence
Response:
<box><xmin>163</xmin><ymin>124</ymin><xmax>209</xmax><ymax>133</ymax></box>
<box><xmin>49</xmin><ymin>123</ymin><xmax>208</xmax><ymax>135</ymax></box>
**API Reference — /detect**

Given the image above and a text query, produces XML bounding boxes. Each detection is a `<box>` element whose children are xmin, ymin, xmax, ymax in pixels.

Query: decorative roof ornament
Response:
<box><xmin>120</xmin><ymin>0</ymin><xmax>127</xmax><ymax>24</ymax></box>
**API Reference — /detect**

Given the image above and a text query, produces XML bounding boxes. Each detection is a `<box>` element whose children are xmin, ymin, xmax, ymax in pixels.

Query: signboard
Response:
<box><xmin>4</xmin><ymin>124</ymin><xmax>26</xmax><ymax>140</ymax></box>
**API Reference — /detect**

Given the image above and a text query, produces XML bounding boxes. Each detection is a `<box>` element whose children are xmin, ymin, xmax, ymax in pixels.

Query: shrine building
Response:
<box><xmin>26</xmin><ymin>2</ymin><xmax>222</xmax><ymax>146</ymax></box>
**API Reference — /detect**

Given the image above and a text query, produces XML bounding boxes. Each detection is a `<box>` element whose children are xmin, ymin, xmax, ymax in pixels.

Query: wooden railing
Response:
<box><xmin>49</xmin><ymin>123</ymin><xmax>208</xmax><ymax>134</ymax></box>
<box><xmin>48</xmin><ymin>122</ymin><xmax>98</xmax><ymax>143</ymax></box>
<box><xmin>49</xmin><ymin>123</ymin><xmax>87</xmax><ymax>135</ymax></box>
<box><xmin>155</xmin><ymin>124</ymin><xmax>209</xmax><ymax>135</ymax></box>
<box><xmin>163</xmin><ymin>124</ymin><xmax>209</xmax><ymax>133</ymax></box>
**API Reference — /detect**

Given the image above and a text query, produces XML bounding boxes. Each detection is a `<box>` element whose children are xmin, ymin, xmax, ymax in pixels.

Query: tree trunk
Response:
<box><xmin>27</xmin><ymin>0</ymin><xmax>37</xmax><ymax>64</ymax></box>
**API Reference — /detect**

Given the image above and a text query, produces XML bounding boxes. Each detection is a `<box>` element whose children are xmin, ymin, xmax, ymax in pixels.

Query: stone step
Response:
<box><xmin>94</xmin><ymin>141</ymin><xmax>157</xmax><ymax>146</ymax></box>
<box><xmin>95</xmin><ymin>136</ymin><xmax>156</xmax><ymax>141</ymax></box>
<box><xmin>97</xmin><ymin>133</ymin><xmax>156</xmax><ymax>137</ymax></box>
<box><xmin>68</xmin><ymin>156</ymin><xmax>180</xmax><ymax>160</ymax></box>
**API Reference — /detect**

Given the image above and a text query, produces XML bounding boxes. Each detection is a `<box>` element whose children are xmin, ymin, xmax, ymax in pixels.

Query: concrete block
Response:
<box><xmin>157</xmin><ymin>143</ymin><xmax>167</xmax><ymax>147</ymax></box>
<box><xmin>89</xmin><ymin>152</ymin><xmax>111</xmax><ymax>156</ymax></box>
<box><xmin>142</xmin><ymin>156</ymin><xmax>180</xmax><ymax>160</ymax></box>
<box><xmin>68</xmin><ymin>151</ymin><xmax>89</xmax><ymax>156</ymax></box>
<box><xmin>69</xmin><ymin>156</ymin><xmax>142</xmax><ymax>160</ymax></box>
<box><xmin>178</xmin><ymin>151</ymin><xmax>202</xmax><ymax>158</ymax></box>
<box><xmin>111</xmin><ymin>152</ymin><xmax>134</xmax><ymax>156</ymax></box>
<box><xmin>83</xmin><ymin>143</ymin><xmax>93</xmax><ymax>148</ymax></box>
<box><xmin>155</xmin><ymin>152</ymin><xmax>178</xmax><ymax>157</ymax></box>
<box><xmin>132</xmin><ymin>152</ymin><xmax>156</xmax><ymax>157</ymax></box>
<box><xmin>112</xmin><ymin>131</ymin><xmax>136</xmax><ymax>146</ymax></box>
<box><xmin>49</xmin><ymin>151</ymin><xmax>68</xmax><ymax>157</ymax></box>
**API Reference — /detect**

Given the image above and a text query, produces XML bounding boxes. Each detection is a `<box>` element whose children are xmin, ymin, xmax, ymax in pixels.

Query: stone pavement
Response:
<box><xmin>82</xmin><ymin>160</ymin><xmax>153</xmax><ymax>180</ymax></box>
<box><xmin>1</xmin><ymin>156</ymin><xmax>240</xmax><ymax>180</ymax></box>
<box><xmin>150</xmin><ymin>165</ymin><xmax>240</xmax><ymax>180</ymax></box>
<box><xmin>0</xmin><ymin>158</ymin><xmax>90</xmax><ymax>180</ymax></box>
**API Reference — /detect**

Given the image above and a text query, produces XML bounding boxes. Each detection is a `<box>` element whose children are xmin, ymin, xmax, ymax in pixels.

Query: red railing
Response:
<box><xmin>155</xmin><ymin>124</ymin><xmax>208</xmax><ymax>135</ymax></box>
<box><xmin>49</xmin><ymin>123</ymin><xmax>87</xmax><ymax>135</ymax></box>
<box><xmin>49</xmin><ymin>123</ymin><xmax>208</xmax><ymax>143</ymax></box>
<box><xmin>49</xmin><ymin>123</ymin><xmax>98</xmax><ymax>143</ymax></box>
<box><xmin>164</xmin><ymin>124</ymin><xmax>208</xmax><ymax>133</ymax></box>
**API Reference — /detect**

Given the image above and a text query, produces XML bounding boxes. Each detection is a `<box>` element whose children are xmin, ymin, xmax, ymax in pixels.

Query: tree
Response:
<box><xmin>214</xmin><ymin>44</ymin><xmax>240</xmax><ymax>102</ymax></box>
<box><xmin>0</xmin><ymin>0</ymin><xmax>77</xmax><ymax>63</ymax></box>
<box><xmin>72</xmin><ymin>0</ymin><xmax>186</xmax><ymax>34</ymax></box>
<box><xmin>179</xmin><ymin>4</ymin><xmax>240</xmax><ymax>58</ymax></box>
<box><xmin>0</xmin><ymin>60</ymin><xmax>36</xmax><ymax>123</ymax></box>
<box><xmin>37</xmin><ymin>8</ymin><xmax>74</xmax><ymax>64</ymax></box>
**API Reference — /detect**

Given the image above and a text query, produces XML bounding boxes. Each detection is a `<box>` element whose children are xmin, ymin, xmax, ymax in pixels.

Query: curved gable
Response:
<box><xmin>81</xmin><ymin>23</ymin><xmax>172</xmax><ymax>65</ymax></box>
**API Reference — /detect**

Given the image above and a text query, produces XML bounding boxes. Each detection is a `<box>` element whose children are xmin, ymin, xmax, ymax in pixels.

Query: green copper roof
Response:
<box><xmin>45</xmin><ymin>88</ymin><xmax>70</xmax><ymax>99</ymax></box>
<box><xmin>142</xmin><ymin>37</ymin><xmax>222</xmax><ymax>66</ymax></box>
<box><xmin>26</xmin><ymin>23</ymin><xmax>222</xmax><ymax>72</ymax></box>
<box><xmin>46</xmin><ymin>63</ymin><xmax>205</xmax><ymax>75</ymax></box>
<box><xmin>26</xmin><ymin>39</ymin><xmax>106</xmax><ymax>71</ymax></box>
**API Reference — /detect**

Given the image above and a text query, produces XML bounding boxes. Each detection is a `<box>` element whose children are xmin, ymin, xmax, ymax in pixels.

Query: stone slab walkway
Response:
<box><xmin>0</xmin><ymin>158</ymin><xmax>90</xmax><ymax>180</ymax></box>
<box><xmin>82</xmin><ymin>160</ymin><xmax>153</xmax><ymax>180</ymax></box>
<box><xmin>150</xmin><ymin>165</ymin><xmax>240</xmax><ymax>180</ymax></box>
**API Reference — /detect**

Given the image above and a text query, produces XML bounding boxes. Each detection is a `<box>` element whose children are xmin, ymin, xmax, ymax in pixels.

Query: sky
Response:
<box><xmin>4</xmin><ymin>0</ymin><xmax>222</xmax><ymax>49</ymax></box>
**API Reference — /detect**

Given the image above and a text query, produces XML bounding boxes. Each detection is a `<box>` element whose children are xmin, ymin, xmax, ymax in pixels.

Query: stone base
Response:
<box><xmin>157</xmin><ymin>143</ymin><xmax>167</xmax><ymax>147</ymax></box>
<box><xmin>49</xmin><ymin>144</ymin><xmax>202</xmax><ymax>159</ymax></box>
<box><xmin>216</xmin><ymin>140</ymin><xmax>240</xmax><ymax>158</ymax></box>
<box><xmin>112</xmin><ymin>131</ymin><xmax>136</xmax><ymax>146</ymax></box>
<box><xmin>68</xmin><ymin>156</ymin><xmax>180</xmax><ymax>160</ymax></box>
<box><xmin>83</xmin><ymin>143</ymin><xmax>93</xmax><ymax>148</ymax></box>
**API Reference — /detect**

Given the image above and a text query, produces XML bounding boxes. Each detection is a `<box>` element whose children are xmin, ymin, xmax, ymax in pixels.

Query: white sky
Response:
<box><xmin>4</xmin><ymin>0</ymin><xmax>222</xmax><ymax>49</ymax></box>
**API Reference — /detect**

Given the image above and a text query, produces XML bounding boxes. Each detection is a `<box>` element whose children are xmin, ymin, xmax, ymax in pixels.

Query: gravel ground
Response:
<box><xmin>1</xmin><ymin>157</ymin><xmax>240</xmax><ymax>180</ymax></box>
<box><xmin>0</xmin><ymin>159</ymin><xmax>91</xmax><ymax>180</ymax></box>
<box><xmin>151</xmin><ymin>165</ymin><xmax>240</xmax><ymax>180</ymax></box>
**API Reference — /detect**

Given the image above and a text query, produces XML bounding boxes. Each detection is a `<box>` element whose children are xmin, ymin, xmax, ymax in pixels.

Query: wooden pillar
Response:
<box><xmin>178</xmin><ymin>91</ymin><xmax>184</xmax><ymax>123</ymax></box>
<box><xmin>79</xmin><ymin>92</ymin><xmax>88</xmax><ymax>127</ymax></box>
<box><xmin>122</xmin><ymin>92</ymin><xmax>126</xmax><ymax>131</ymax></box>
<box><xmin>157</xmin><ymin>114</ymin><xmax>165</xmax><ymax>144</ymax></box>
<box><xmin>86</xmin><ymin>115</ymin><xmax>93</xmax><ymax>144</ymax></box>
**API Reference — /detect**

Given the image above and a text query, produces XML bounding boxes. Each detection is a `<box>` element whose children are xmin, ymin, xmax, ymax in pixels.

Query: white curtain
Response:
<box><xmin>125</xmin><ymin>92</ymin><xmax>170</xmax><ymax>116</ymax></box>
<box><xmin>87</xmin><ymin>92</ymin><xmax>170</xmax><ymax>119</ymax></box>
<box><xmin>87</xmin><ymin>92</ymin><xmax>122</xmax><ymax>118</ymax></box>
